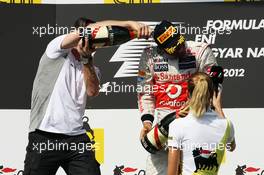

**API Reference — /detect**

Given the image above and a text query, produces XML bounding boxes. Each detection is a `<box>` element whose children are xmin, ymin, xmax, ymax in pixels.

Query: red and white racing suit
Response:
<box><xmin>137</xmin><ymin>41</ymin><xmax>217</xmax><ymax>175</ymax></box>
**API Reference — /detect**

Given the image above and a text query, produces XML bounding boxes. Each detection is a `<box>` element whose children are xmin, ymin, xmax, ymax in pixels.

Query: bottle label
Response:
<box><xmin>129</xmin><ymin>30</ymin><xmax>137</xmax><ymax>39</ymax></box>
<box><xmin>85</xmin><ymin>26</ymin><xmax>135</xmax><ymax>48</ymax></box>
<box><xmin>87</xmin><ymin>26</ymin><xmax>110</xmax><ymax>48</ymax></box>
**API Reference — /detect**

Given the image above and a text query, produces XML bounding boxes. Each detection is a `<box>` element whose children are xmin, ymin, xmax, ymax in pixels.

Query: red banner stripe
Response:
<box><xmin>245</xmin><ymin>167</ymin><xmax>260</xmax><ymax>172</ymax></box>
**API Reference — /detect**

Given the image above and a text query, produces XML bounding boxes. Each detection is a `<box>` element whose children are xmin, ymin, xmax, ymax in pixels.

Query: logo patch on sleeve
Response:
<box><xmin>179</xmin><ymin>56</ymin><xmax>196</xmax><ymax>70</ymax></box>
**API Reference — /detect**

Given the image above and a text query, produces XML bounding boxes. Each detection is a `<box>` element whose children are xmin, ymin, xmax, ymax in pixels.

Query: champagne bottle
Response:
<box><xmin>83</xmin><ymin>26</ymin><xmax>138</xmax><ymax>48</ymax></box>
<box><xmin>141</xmin><ymin>112</ymin><xmax>176</xmax><ymax>154</ymax></box>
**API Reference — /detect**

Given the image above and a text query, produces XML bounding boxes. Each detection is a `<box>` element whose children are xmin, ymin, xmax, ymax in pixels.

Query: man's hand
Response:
<box><xmin>140</xmin><ymin>122</ymin><xmax>152</xmax><ymax>140</ymax></box>
<box><xmin>178</xmin><ymin>105</ymin><xmax>190</xmax><ymax>118</ymax></box>
<box><xmin>126</xmin><ymin>21</ymin><xmax>152</xmax><ymax>39</ymax></box>
<box><xmin>76</xmin><ymin>37</ymin><xmax>95</xmax><ymax>58</ymax></box>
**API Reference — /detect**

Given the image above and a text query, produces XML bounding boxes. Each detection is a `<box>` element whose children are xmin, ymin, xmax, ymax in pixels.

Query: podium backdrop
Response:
<box><xmin>0</xmin><ymin>2</ymin><xmax>264</xmax><ymax>175</ymax></box>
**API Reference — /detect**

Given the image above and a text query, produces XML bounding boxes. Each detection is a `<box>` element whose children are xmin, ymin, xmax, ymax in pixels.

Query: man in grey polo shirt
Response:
<box><xmin>24</xmin><ymin>17</ymin><xmax>151</xmax><ymax>175</ymax></box>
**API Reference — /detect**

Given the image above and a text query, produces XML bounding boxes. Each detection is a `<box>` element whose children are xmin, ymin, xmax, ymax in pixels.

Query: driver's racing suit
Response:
<box><xmin>137</xmin><ymin>40</ymin><xmax>217</xmax><ymax>175</ymax></box>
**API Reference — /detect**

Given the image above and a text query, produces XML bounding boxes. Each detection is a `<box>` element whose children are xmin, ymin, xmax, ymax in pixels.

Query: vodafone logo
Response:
<box><xmin>166</xmin><ymin>84</ymin><xmax>182</xmax><ymax>99</ymax></box>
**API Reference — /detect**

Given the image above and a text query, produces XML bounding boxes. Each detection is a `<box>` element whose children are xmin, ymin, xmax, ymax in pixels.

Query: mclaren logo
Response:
<box><xmin>110</xmin><ymin>21</ymin><xmax>183</xmax><ymax>78</ymax></box>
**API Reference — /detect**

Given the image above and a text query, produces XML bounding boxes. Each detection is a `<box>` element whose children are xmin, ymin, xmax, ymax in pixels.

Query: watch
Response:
<box><xmin>80</xmin><ymin>55</ymin><xmax>92</xmax><ymax>65</ymax></box>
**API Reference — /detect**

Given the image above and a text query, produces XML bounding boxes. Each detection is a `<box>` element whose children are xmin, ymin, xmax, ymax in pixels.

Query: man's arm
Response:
<box><xmin>61</xmin><ymin>32</ymin><xmax>80</xmax><ymax>50</ymax></box>
<box><xmin>76</xmin><ymin>37</ymin><xmax>100</xmax><ymax>97</ymax></box>
<box><xmin>138</xmin><ymin>48</ymin><xmax>155</xmax><ymax>138</ymax></box>
<box><xmin>90</xmin><ymin>20</ymin><xmax>136</xmax><ymax>28</ymax></box>
<box><xmin>198</xmin><ymin>45</ymin><xmax>218</xmax><ymax>72</ymax></box>
<box><xmin>89</xmin><ymin>20</ymin><xmax>151</xmax><ymax>37</ymax></box>
<box><xmin>49</xmin><ymin>20</ymin><xmax>151</xmax><ymax>58</ymax></box>
<box><xmin>60</xmin><ymin>20</ymin><xmax>151</xmax><ymax>50</ymax></box>
<box><xmin>83</xmin><ymin>63</ymin><xmax>100</xmax><ymax>97</ymax></box>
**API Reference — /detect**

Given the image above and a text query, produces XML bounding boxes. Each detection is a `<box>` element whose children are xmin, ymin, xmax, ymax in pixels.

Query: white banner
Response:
<box><xmin>0</xmin><ymin>109</ymin><xmax>264</xmax><ymax>175</ymax></box>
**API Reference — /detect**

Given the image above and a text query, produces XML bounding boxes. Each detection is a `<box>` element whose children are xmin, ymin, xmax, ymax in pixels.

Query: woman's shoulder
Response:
<box><xmin>204</xmin><ymin>110</ymin><xmax>233</xmax><ymax>126</ymax></box>
<box><xmin>170</xmin><ymin>114</ymin><xmax>194</xmax><ymax>127</ymax></box>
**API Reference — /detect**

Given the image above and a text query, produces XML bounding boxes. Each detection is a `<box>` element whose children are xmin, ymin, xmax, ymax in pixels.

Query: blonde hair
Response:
<box><xmin>187</xmin><ymin>72</ymin><xmax>213</xmax><ymax>118</ymax></box>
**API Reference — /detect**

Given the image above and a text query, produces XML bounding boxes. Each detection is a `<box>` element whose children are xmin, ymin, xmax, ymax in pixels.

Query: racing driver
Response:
<box><xmin>137</xmin><ymin>20</ymin><xmax>218</xmax><ymax>175</ymax></box>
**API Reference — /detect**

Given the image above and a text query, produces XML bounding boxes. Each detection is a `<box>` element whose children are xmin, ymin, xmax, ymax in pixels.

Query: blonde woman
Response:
<box><xmin>167</xmin><ymin>72</ymin><xmax>236</xmax><ymax>175</ymax></box>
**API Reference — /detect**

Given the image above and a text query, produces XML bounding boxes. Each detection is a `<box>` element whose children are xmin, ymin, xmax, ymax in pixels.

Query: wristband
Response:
<box><xmin>141</xmin><ymin>114</ymin><xmax>154</xmax><ymax>123</ymax></box>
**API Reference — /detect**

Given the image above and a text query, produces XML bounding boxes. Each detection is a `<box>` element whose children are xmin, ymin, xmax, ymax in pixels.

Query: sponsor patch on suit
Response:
<box><xmin>154</xmin><ymin>64</ymin><xmax>169</xmax><ymax>72</ymax></box>
<box><xmin>179</xmin><ymin>56</ymin><xmax>196</xmax><ymax>70</ymax></box>
<box><xmin>137</xmin><ymin>76</ymin><xmax>145</xmax><ymax>82</ymax></box>
<box><xmin>138</xmin><ymin>70</ymin><xmax>146</xmax><ymax>77</ymax></box>
<box><xmin>153</xmin><ymin>56</ymin><xmax>168</xmax><ymax>63</ymax></box>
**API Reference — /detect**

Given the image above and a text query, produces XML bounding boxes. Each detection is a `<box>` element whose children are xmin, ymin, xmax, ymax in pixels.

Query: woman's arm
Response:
<box><xmin>213</xmin><ymin>91</ymin><xmax>225</xmax><ymax>118</ymax></box>
<box><xmin>168</xmin><ymin>147</ymin><xmax>181</xmax><ymax>175</ymax></box>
